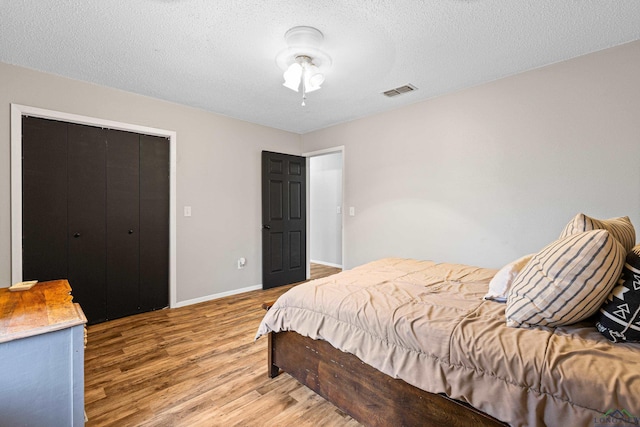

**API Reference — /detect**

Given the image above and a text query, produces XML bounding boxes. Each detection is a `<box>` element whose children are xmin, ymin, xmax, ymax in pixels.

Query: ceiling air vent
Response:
<box><xmin>382</xmin><ymin>84</ymin><xmax>418</xmax><ymax>98</ymax></box>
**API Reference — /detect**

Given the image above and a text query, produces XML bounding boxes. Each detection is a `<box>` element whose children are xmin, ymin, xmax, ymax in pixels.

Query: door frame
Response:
<box><xmin>302</xmin><ymin>145</ymin><xmax>345</xmax><ymax>278</ymax></box>
<box><xmin>10</xmin><ymin>104</ymin><xmax>178</xmax><ymax>308</ymax></box>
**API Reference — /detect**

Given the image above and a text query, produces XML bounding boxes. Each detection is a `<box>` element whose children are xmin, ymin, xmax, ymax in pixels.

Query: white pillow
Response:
<box><xmin>484</xmin><ymin>254</ymin><xmax>534</xmax><ymax>302</ymax></box>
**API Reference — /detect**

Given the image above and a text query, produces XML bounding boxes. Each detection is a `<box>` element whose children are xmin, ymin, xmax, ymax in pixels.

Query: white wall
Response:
<box><xmin>0</xmin><ymin>62</ymin><xmax>301</xmax><ymax>304</ymax></box>
<box><xmin>302</xmin><ymin>40</ymin><xmax>640</xmax><ymax>270</ymax></box>
<box><xmin>310</xmin><ymin>152</ymin><xmax>343</xmax><ymax>267</ymax></box>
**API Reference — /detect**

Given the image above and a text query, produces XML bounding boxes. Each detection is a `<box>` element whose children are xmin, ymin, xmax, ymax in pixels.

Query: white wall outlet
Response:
<box><xmin>184</xmin><ymin>206</ymin><xmax>192</xmax><ymax>217</ymax></box>
<box><xmin>337</xmin><ymin>206</ymin><xmax>341</xmax><ymax>214</ymax></box>
<box><xmin>237</xmin><ymin>257</ymin><xmax>246</xmax><ymax>269</ymax></box>
<box><xmin>349</xmin><ymin>207</ymin><xmax>355</xmax><ymax>216</ymax></box>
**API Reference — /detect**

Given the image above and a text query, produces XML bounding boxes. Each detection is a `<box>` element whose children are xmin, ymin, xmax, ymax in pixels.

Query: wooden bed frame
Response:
<box><xmin>267</xmin><ymin>330</ymin><xmax>507</xmax><ymax>427</ymax></box>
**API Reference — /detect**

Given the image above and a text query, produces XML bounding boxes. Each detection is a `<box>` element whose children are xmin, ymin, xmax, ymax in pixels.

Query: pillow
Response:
<box><xmin>506</xmin><ymin>230</ymin><xmax>625</xmax><ymax>328</ymax></box>
<box><xmin>595</xmin><ymin>245</ymin><xmax>640</xmax><ymax>342</ymax></box>
<box><xmin>484</xmin><ymin>254</ymin><xmax>534</xmax><ymax>302</ymax></box>
<box><xmin>559</xmin><ymin>213</ymin><xmax>635</xmax><ymax>253</ymax></box>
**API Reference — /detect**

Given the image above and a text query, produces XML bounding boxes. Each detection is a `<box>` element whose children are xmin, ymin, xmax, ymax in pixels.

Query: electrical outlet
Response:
<box><xmin>237</xmin><ymin>257</ymin><xmax>246</xmax><ymax>269</ymax></box>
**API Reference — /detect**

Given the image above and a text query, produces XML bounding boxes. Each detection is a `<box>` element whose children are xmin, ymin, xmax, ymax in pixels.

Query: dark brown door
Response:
<box><xmin>67</xmin><ymin>123</ymin><xmax>108</xmax><ymax>322</ymax></box>
<box><xmin>261</xmin><ymin>151</ymin><xmax>306</xmax><ymax>289</ymax></box>
<box><xmin>21</xmin><ymin>116</ymin><xmax>169</xmax><ymax>324</ymax></box>
<box><xmin>105</xmin><ymin>129</ymin><xmax>140</xmax><ymax>320</ymax></box>
<box><xmin>139</xmin><ymin>134</ymin><xmax>170</xmax><ymax>312</ymax></box>
<box><xmin>22</xmin><ymin>117</ymin><xmax>68</xmax><ymax>282</ymax></box>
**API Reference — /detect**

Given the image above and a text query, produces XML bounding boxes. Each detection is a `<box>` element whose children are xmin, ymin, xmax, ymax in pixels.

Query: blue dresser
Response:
<box><xmin>0</xmin><ymin>280</ymin><xmax>86</xmax><ymax>426</ymax></box>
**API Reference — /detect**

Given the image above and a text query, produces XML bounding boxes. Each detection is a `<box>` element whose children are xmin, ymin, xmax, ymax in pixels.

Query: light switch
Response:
<box><xmin>184</xmin><ymin>206</ymin><xmax>192</xmax><ymax>217</ymax></box>
<box><xmin>349</xmin><ymin>207</ymin><xmax>355</xmax><ymax>216</ymax></box>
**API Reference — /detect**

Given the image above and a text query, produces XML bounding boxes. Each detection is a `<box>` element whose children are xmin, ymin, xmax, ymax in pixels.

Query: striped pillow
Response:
<box><xmin>595</xmin><ymin>245</ymin><xmax>640</xmax><ymax>342</ymax></box>
<box><xmin>559</xmin><ymin>213</ymin><xmax>635</xmax><ymax>253</ymax></box>
<box><xmin>506</xmin><ymin>230</ymin><xmax>625</xmax><ymax>328</ymax></box>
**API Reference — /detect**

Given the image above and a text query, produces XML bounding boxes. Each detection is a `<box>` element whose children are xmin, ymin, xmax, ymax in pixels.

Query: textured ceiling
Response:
<box><xmin>1</xmin><ymin>1</ymin><xmax>640</xmax><ymax>134</ymax></box>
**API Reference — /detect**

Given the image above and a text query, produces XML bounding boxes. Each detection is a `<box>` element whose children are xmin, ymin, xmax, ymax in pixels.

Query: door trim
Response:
<box><xmin>302</xmin><ymin>145</ymin><xmax>345</xmax><ymax>279</ymax></box>
<box><xmin>10</xmin><ymin>104</ymin><xmax>178</xmax><ymax>308</ymax></box>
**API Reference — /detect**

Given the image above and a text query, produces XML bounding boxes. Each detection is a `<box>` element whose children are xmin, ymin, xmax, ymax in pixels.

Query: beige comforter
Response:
<box><xmin>256</xmin><ymin>258</ymin><xmax>640</xmax><ymax>427</ymax></box>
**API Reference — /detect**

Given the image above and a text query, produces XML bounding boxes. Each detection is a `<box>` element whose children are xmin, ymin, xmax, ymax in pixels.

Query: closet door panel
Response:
<box><xmin>106</xmin><ymin>130</ymin><xmax>140</xmax><ymax>320</ymax></box>
<box><xmin>67</xmin><ymin>124</ymin><xmax>107</xmax><ymax>324</ymax></box>
<box><xmin>21</xmin><ymin>117</ymin><xmax>68</xmax><ymax>282</ymax></box>
<box><xmin>139</xmin><ymin>135</ymin><xmax>170</xmax><ymax>311</ymax></box>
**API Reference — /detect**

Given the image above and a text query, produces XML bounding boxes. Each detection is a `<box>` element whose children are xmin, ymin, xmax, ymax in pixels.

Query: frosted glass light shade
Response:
<box><xmin>305</xmin><ymin>65</ymin><xmax>324</xmax><ymax>92</ymax></box>
<box><xmin>283</xmin><ymin>62</ymin><xmax>302</xmax><ymax>92</ymax></box>
<box><xmin>283</xmin><ymin>60</ymin><xmax>325</xmax><ymax>94</ymax></box>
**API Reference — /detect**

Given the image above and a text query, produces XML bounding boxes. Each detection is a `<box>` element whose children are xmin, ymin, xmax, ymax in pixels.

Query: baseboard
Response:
<box><xmin>173</xmin><ymin>261</ymin><xmax>343</xmax><ymax>308</ymax></box>
<box><xmin>310</xmin><ymin>260</ymin><xmax>343</xmax><ymax>269</ymax></box>
<box><xmin>174</xmin><ymin>284</ymin><xmax>262</xmax><ymax>308</ymax></box>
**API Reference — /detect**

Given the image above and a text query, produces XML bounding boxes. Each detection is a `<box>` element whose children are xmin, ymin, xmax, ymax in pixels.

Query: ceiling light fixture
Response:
<box><xmin>276</xmin><ymin>26</ymin><xmax>331</xmax><ymax>106</ymax></box>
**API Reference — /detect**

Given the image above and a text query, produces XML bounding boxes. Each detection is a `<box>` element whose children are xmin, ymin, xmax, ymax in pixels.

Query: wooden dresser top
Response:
<box><xmin>0</xmin><ymin>279</ymin><xmax>87</xmax><ymax>344</ymax></box>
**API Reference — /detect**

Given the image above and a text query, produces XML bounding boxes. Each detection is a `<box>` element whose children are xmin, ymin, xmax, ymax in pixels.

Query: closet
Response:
<box><xmin>21</xmin><ymin>116</ymin><xmax>170</xmax><ymax>324</ymax></box>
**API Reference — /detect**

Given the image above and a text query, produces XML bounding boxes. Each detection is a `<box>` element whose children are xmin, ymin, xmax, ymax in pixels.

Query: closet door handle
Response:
<box><xmin>128</xmin><ymin>229</ymin><xmax>134</xmax><ymax>234</ymax></box>
<box><xmin>73</xmin><ymin>232</ymin><xmax>81</xmax><ymax>238</ymax></box>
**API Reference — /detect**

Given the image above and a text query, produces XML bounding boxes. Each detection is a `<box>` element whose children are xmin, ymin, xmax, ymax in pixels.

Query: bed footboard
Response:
<box><xmin>268</xmin><ymin>330</ymin><xmax>506</xmax><ymax>427</ymax></box>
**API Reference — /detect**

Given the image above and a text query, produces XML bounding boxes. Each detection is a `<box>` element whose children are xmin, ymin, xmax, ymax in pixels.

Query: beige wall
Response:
<box><xmin>0</xmin><ymin>62</ymin><xmax>301</xmax><ymax>303</ymax></box>
<box><xmin>302</xmin><ymin>40</ymin><xmax>640</xmax><ymax>269</ymax></box>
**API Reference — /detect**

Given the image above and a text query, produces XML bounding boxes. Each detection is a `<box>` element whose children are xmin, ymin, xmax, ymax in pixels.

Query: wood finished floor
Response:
<box><xmin>85</xmin><ymin>264</ymin><xmax>361</xmax><ymax>427</ymax></box>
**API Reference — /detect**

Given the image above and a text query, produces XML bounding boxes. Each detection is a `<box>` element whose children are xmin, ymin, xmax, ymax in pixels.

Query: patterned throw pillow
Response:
<box><xmin>506</xmin><ymin>230</ymin><xmax>625</xmax><ymax>328</ymax></box>
<box><xmin>596</xmin><ymin>245</ymin><xmax>640</xmax><ymax>343</ymax></box>
<box><xmin>559</xmin><ymin>213</ymin><xmax>635</xmax><ymax>253</ymax></box>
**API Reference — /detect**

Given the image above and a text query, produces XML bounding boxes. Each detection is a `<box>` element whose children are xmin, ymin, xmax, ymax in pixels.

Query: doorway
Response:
<box><xmin>304</xmin><ymin>146</ymin><xmax>345</xmax><ymax>276</ymax></box>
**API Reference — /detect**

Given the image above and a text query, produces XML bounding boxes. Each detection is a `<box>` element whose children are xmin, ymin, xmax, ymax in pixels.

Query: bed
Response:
<box><xmin>256</xmin><ymin>216</ymin><xmax>640</xmax><ymax>426</ymax></box>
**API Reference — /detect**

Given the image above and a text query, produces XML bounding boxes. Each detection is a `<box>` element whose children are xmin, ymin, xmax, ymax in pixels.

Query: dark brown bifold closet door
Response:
<box><xmin>105</xmin><ymin>130</ymin><xmax>140</xmax><ymax>320</ymax></box>
<box><xmin>139</xmin><ymin>135</ymin><xmax>170</xmax><ymax>312</ymax></box>
<box><xmin>67</xmin><ymin>123</ymin><xmax>108</xmax><ymax>323</ymax></box>
<box><xmin>22</xmin><ymin>117</ymin><xmax>68</xmax><ymax>282</ymax></box>
<box><xmin>21</xmin><ymin>116</ymin><xmax>169</xmax><ymax>325</ymax></box>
